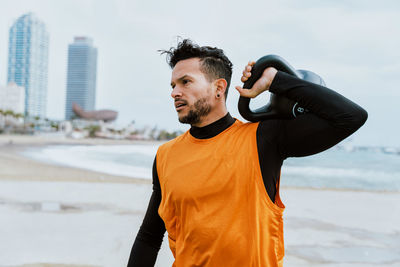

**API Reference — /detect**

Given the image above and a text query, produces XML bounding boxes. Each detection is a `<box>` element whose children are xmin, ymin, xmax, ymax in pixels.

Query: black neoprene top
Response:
<box><xmin>127</xmin><ymin>71</ymin><xmax>368</xmax><ymax>266</ymax></box>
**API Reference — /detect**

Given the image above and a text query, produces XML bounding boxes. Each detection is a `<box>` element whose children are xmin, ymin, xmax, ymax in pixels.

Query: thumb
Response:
<box><xmin>235</xmin><ymin>86</ymin><xmax>256</xmax><ymax>98</ymax></box>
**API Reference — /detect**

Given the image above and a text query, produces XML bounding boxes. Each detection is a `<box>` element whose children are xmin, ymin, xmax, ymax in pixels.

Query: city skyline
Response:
<box><xmin>0</xmin><ymin>1</ymin><xmax>399</xmax><ymax>147</ymax></box>
<box><xmin>65</xmin><ymin>36</ymin><xmax>97</xmax><ymax>120</ymax></box>
<box><xmin>7</xmin><ymin>12</ymin><xmax>49</xmax><ymax>118</ymax></box>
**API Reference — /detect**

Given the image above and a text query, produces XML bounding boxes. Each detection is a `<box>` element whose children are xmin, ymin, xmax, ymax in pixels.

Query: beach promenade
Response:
<box><xmin>0</xmin><ymin>135</ymin><xmax>399</xmax><ymax>267</ymax></box>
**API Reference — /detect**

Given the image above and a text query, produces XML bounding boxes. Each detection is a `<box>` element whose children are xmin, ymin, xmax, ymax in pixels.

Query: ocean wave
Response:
<box><xmin>22</xmin><ymin>144</ymin><xmax>400</xmax><ymax>191</ymax></box>
<box><xmin>282</xmin><ymin>165</ymin><xmax>399</xmax><ymax>180</ymax></box>
<box><xmin>44</xmin><ymin>144</ymin><xmax>160</xmax><ymax>156</ymax></box>
<box><xmin>22</xmin><ymin>144</ymin><xmax>158</xmax><ymax>179</ymax></box>
<box><xmin>282</xmin><ymin>165</ymin><xmax>400</xmax><ymax>191</ymax></box>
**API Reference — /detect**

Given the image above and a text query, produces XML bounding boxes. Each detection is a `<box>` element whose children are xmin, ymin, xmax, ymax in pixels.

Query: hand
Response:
<box><xmin>235</xmin><ymin>61</ymin><xmax>278</xmax><ymax>98</ymax></box>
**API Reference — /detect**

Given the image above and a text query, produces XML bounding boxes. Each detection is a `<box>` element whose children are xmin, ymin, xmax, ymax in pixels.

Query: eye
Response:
<box><xmin>183</xmin><ymin>79</ymin><xmax>190</xmax><ymax>85</ymax></box>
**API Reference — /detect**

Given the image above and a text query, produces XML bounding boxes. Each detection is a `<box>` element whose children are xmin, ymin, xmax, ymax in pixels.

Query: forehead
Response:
<box><xmin>171</xmin><ymin>58</ymin><xmax>203</xmax><ymax>81</ymax></box>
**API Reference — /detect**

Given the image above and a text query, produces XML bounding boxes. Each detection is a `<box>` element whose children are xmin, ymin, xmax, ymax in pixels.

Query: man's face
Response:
<box><xmin>170</xmin><ymin>58</ymin><xmax>214</xmax><ymax>125</ymax></box>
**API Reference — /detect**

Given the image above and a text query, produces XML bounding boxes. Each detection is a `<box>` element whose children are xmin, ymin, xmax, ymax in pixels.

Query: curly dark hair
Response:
<box><xmin>160</xmin><ymin>39</ymin><xmax>233</xmax><ymax>100</ymax></box>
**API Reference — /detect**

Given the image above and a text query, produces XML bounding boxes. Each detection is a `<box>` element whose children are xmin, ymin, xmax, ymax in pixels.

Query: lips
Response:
<box><xmin>175</xmin><ymin>100</ymin><xmax>187</xmax><ymax>111</ymax></box>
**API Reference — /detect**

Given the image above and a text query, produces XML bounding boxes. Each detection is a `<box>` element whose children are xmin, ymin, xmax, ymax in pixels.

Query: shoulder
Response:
<box><xmin>156</xmin><ymin>131</ymin><xmax>189</xmax><ymax>177</ymax></box>
<box><xmin>232</xmin><ymin>119</ymin><xmax>259</xmax><ymax>132</ymax></box>
<box><xmin>256</xmin><ymin>119</ymin><xmax>286</xmax><ymax>146</ymax></box>
<box><xmin>157</xmin><ymin>130</ymin><xmax>188</xmax><ymax>155</ymax></box>
<box><xmin>221</xmin><ymin>119</ymin><xmax>260</xmax><ymax>142</ymax></box>
<box><xmin>257</xmin><ymin>119</ymin><xmax>284</xmax><ymax>133</ymax></box>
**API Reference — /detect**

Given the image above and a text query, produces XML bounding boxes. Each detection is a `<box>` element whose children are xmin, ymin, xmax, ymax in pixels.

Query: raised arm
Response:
<box><xmin>236</xmin><ymin>64</ymin><xmax>367</xmax><ymax>160</ymax></box>
<box><xmin>261</xmin><ymin>71</ymin><xmax>367</xmax><ymax>159</ymax></box>
<box><xmin>127</xmin><ymin>157</ymin><xmax>166</xmax><ymax>267</ymax></box>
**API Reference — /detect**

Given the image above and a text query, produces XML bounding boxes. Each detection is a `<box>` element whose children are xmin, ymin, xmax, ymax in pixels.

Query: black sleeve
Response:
<box><xmin>127</xmin><ymin>157</ymin><xmax>166</xmax><ymax>267</ymax></box>
<box><xmin>261</xmin><ymin>71</ymin><xmax>368</xmax><ymax>160</ymax></box>
<box><xmin>256</xmin><ymin>71</ymin><xmax>368</xmax><ymax>201</ymax></box>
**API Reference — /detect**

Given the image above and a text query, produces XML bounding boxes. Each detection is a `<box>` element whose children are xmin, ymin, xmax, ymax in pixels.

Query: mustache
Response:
<box><xmin>174</xmin><ymin>98</ymin><xmax>188</xmax><ymax>105</ymax></box>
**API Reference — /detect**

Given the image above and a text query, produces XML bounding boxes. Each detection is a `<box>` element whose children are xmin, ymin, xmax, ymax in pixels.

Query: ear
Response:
<box><xmin>214</xmin><ymin>78</ymin><xmax>227</xmax><ymax>99</ymax></box>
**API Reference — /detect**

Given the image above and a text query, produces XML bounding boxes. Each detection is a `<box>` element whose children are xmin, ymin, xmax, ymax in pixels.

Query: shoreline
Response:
<box><xmin>0</xmin><ymin>135</ymin><xmax>151</xmax><ymax>184</ymax></box>
<box><xmin>0</xmin><ymin>133</ymin><xmax>164</xmax><ymax>147</ymax></box>
<box><xmin>0</xmin><ymin>134</ymin><xmax>397</xmax><ymax>194</ymax></box>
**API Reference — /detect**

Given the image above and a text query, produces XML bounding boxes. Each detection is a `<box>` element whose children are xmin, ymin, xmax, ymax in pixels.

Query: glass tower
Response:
<box><xmin>65</xmin><ymin>37</ymin><xmax>98</xmax><ymax>120</ymax></box>
<box><xmin>7</xmin><ymin>13</ymin><xmax>49</xmax><ymax>118</ymax></box>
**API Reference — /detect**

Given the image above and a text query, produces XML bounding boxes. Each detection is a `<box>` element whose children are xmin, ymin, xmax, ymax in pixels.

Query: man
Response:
<box><xmin>128</xmin><ymin>39</ymin><xmax>367</xmax><ymax>266</ymax></box>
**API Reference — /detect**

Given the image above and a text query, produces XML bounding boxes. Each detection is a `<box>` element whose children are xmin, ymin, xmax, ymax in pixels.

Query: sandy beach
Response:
<box><xmin>0</xmin><ymin>135</ymin><xmax>399</xmax><ymax>267</ymax></box>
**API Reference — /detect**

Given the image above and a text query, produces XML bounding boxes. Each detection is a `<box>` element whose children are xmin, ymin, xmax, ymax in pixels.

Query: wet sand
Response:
<box><xmin>1</xmin><ymin>135</ymin><xmax>399</xmax><ymax>267</ymax></box>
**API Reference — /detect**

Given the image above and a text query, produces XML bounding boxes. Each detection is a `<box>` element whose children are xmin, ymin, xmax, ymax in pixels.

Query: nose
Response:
<box><xmin>171</xmin><ymin>86</ymin><xmax>183</xmax><ymax>99</ymax></box>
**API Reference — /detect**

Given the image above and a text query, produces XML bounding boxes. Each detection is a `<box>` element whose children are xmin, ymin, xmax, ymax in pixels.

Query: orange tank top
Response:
<box><xmin>157</xmin><ymin>120</ymin><xmax>285</xmax><ymax>267</ymax></box>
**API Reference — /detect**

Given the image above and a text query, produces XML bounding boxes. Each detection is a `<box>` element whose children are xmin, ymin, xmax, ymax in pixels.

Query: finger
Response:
<box><xmin>242</xmin><ymin>68</ymin><xmax>252</xmax><ymax>76</ymax></box>
<box><xmin>246</xmin><ymin>65</ymin><xmax>252</xmax><ymax>72</ymax></box>
<box><xmin>235</xmin><ymin>86</ymin><xmax>248</xmax><ymax>96</ymax></box>
<box><xmin>241</xmin><ymin>76</ymin><xmax>248</xmax><ymax>82</ymax></box>
<box><xmin>235</xmin><ymin>86</ymin><xmax>256</xmax><ymax>98</ymax></box>
<box><xmin>242</xmin><ymin>71</ymin><xmax>251</xmax><ymax>78</ymax></box>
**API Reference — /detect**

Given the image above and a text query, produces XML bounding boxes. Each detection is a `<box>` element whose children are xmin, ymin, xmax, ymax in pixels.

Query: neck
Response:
<box><xmin>190</xmin><ymin>112</ymin><xmax>235</xmax><ymax>139</ymax></box>
<box><xmin>191</xmin><ymin>106</ymin><xmax>228</xmax><ymax>128</ymax></box>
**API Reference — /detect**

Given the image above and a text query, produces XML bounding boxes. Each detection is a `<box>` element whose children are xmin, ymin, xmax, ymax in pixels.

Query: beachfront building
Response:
<box><xmin>0</xmin><ymin>82</ymin><xmax>25</xmax><ymax>114</ymax></box>
<box><xmin>7</xmin><ymin>13</ymin><xmax>49</xmax><ymax>118</ymax></box>
<box><xmin>65</xmin><ymin>37</ymin><xmax>98</xmax><ymax>120</ymax></box>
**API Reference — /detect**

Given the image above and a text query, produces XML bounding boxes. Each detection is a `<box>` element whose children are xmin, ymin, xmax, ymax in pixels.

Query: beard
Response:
<box><xmin>178</xmin><ymin>97</ymin><xmax>212</xmax><ymax>125</ymax></box>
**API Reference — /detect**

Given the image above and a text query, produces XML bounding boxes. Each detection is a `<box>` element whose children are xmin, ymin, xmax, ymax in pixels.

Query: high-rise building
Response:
<box><xmin>7</xmin><ymin>13</ymin><xmax>49</xmax><ymax>118</ymax></box>
<box><xmin>65</xmin><ymin>36</ymin><xmax>97</xmax><ymax>120</ymax></box>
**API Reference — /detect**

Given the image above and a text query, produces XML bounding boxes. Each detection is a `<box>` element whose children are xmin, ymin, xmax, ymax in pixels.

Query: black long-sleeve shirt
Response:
<box><xmin>127</xmin><ymin>71</ymin><xmax>368</xmax><ymax>266</ymax></box>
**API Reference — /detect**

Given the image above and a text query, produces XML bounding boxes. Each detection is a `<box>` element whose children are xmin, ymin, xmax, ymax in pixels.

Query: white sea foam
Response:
<box><xmin>283</xmin><ymin>165</ymin><xmax>399</xmax><ymax>180</ymax></box>
<box><xmin>282</xmin><ymin>164</ymin><xmax>400</xmax><ymax>191</ymax></box>
<box><xmin>22</xmin><ymin>144</ymin><xmax>400</xmax><ymax>191</ymax></box>
<box><xmin>23</xmin><ymin>144</ymin><xmax>160</xmax><ymax>179</ymax></box>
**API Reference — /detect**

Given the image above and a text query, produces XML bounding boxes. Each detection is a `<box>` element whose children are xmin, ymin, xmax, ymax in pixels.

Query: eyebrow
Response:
<box><xmin>170</xmin><ymin>74</ymin><xmax>193</xmax><ymax>88</ymax></box>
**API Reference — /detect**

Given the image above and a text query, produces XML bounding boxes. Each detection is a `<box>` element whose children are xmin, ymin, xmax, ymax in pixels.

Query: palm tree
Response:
<box><xmin>15</xmin><ymin>113</ymin><xmax>24</xmax><ymax>119</ymax></box>
<box><xmin>4</xmin><ymin>110</ymin><xmax>15</xmax><ymax>126</ymax></box>
<box><xmin>0</xmin><ymin>109</ymin><xmax>4</xmax><ymax>128</ymax></box>
<box><xmin>4</xmin><ymin>110</ymin><xmax>14</xmax><ymax>116</ymax></box>
<box><xmin>15</xmin><ymin>113</ymin><xmax>24</xmax><ymax>124</ymax></box>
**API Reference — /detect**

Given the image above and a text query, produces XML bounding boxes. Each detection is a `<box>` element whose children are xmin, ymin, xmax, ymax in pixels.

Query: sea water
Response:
<box><xmin>23</xmin><ymin>143</ymin><xmax>400</xmax><ymax>192</ymax></box>
<box><xmin>283</xmin><ymin>147</ymin><xmax>400</xmax><ymax>192</ymax></box>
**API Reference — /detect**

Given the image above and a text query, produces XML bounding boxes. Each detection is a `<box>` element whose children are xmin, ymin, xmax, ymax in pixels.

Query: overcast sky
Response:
<box><xmin>0</xmin><ymin>0</ymin><xmax>399</xmax><ymax>147</ymax></box>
